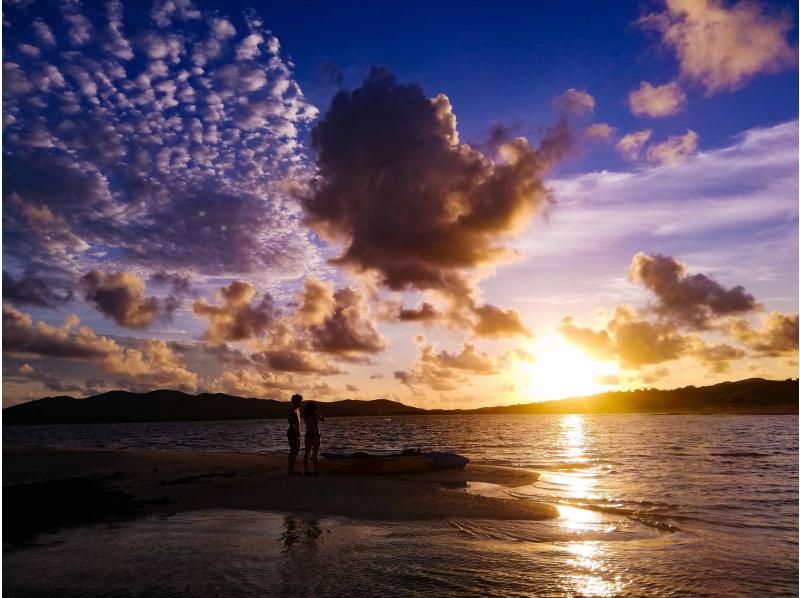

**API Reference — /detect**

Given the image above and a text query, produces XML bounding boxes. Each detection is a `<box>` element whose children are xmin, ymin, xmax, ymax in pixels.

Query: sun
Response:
<box><xmin>512</xmin><ymin>334</ymin><xmax>620</xmax><ymax>402</ymax></box>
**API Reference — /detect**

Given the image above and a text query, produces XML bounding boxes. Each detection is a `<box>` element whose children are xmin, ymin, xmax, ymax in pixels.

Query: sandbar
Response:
<box><xmin>3</xmin><ymin>447</ymin><xmax>557</xmax><ymax>547</ymax></box>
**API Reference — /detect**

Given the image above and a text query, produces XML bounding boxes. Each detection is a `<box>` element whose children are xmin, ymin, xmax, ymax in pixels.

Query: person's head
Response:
<box><xmin>303</xmin><ymin>400</ymin><xmax>317</xmax><ymax>417</ymax></box>
<box><xmin>291</xmin><ymin>394</ymin><xmax>303</xmax><ymax>407</ymax></box>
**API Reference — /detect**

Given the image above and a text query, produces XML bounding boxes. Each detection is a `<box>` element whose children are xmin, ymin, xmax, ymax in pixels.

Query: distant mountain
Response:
<box><xmin>3</xmin><ymin>378</ymin><xmax>797</xmax><ymax>425</ymax></box>
<box><xmin>2</xmin><ymin>390</ymin><xmax>424</xmax><ymax>425</ymax></box>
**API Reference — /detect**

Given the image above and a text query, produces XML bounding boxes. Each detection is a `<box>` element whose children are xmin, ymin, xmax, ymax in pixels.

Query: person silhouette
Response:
<box><xmin>287</xmin><ymin>394</ymin><xmax>303</xmax><ymax>475</ymax></box>
<box><xmin>302</xmin><ymin>401</ymin><xmax>325</xmax><ymax>477</ymax></box>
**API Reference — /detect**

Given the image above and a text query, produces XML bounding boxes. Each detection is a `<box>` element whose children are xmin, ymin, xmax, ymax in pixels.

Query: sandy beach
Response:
<box><xmin>4</xmin><ymin>447</ymin><xmax>557</xmax><ymax>547</ymax></box>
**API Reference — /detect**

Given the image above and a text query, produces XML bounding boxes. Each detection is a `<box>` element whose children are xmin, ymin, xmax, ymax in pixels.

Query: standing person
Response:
<box><xmin>302</xmin><ymin>401</ymin><xmax>325</xmax><ymax>477</ymax></box>
<box><xmin>287</xmin><ymin>394</ymin><xmax>303</xmax><ymax>475</ymax></box>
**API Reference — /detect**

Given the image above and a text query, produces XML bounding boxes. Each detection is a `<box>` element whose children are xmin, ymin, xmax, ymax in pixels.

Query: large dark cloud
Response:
<box><xmin>303</xmin><ymin>68</ymin><xmax>570</xmax><ymax>336</ymax></box>
<box><xmin>81</xmin><ymin>270</ymin><xmax>177</xmax><ymax>329</ymax></box>
<box><xmin>629</xmin><ymin>252</ymin><xmax>759</xmax><ymax>329</ymax></box>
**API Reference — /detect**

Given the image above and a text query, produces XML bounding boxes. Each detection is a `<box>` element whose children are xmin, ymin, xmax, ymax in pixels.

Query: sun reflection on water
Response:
<box><xmin>556</xmin><ymin>415</ymin><xmax>625</xmax><ymax>596</ymax></box>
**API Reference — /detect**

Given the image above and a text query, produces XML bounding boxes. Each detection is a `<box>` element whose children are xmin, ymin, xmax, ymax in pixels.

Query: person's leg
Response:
<box><xmin>287</xmin><ymin>433</ymin><xmax>299</xmax><ymax>473</ymax></box>
<box><xmin>311</xmin><ymin>435</ymin><xmax>321</xmax><ymax>474</ymax></box>
<box><xmin>303</xmin><ymin>435</ymin><xmax>311</xmax><ymax>474</ymax></box>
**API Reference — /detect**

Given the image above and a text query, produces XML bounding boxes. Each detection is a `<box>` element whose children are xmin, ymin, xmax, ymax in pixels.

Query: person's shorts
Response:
<box><xmin>287</xmin><ymin>429</ymin><xmax>300</xmax><ymax>451</ymax></box>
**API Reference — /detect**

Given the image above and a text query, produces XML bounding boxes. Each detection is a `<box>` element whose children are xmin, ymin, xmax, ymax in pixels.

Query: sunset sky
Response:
<box><xmin>3</xmin><ymin>0</ymin><xmax>798</xmax><ymax>407</ymax></box>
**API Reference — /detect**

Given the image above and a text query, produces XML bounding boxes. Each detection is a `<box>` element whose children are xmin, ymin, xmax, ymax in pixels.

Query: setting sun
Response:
<box><xmin>514</xmin><ymin>335</ymin><xmax>621</xmax><ymax>402</ymax></box>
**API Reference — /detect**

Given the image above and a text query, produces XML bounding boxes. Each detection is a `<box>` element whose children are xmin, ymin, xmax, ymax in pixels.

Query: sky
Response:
<box><xmin>2</xmin><ymin>0</ymin><xmax>798</xmax><ymax>408</ymax></box>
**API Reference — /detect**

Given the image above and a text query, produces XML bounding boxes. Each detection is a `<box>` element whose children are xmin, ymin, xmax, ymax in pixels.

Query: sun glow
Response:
<box><xmin>514</xmin><ymin>334</ymin><xmax>620</xmax><ymax>402</ymax></box>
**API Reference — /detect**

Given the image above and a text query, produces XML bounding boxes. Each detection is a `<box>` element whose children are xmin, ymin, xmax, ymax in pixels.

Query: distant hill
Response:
<box><xmin>2</xmin><ymin>378</ymin><xmax>797</xmax><ymax>425</ymax></box>
<box><xmin>2</xmin><ymin>390</ymin><xmax>424</xmax><ymax>425</ymax></box>
<box><xmin>461</xmin><ymin>378</ymin><xmax>799</xmax><ymax>415</ymax></box>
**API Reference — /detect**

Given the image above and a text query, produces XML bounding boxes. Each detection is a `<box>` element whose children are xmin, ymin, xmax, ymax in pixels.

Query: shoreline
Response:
<box><xmin>3</xmin><ymin>447</ymin><xmax>557</xmax><ymax>548</ymax></box>
<box><xmin>3</xmin><ymin>408</ymin><xmax>798</xmax><ymax>427</ymax></box>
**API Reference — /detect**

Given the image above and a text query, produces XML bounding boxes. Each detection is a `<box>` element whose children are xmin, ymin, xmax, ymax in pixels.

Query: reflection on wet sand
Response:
<box><xmin>280</xmin><ymin>515</ymin><xmax>324</xmax><ymax>554</ymax></box>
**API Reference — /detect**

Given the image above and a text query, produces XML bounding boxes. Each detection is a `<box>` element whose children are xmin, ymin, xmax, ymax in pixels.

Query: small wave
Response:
<box><xmin>709</xmin><ymin>451</ymin><xmax>771</xmax><ymax>458</ymax></box>
<box><xmin>447</xmin><ymin>519</ymin><xmax>614</xmax><ymax>543</ymax></box>
<box><xmin>504</xmin><ymin>491</ymin><xmax>685</xmax><ymax>533</ymax></box>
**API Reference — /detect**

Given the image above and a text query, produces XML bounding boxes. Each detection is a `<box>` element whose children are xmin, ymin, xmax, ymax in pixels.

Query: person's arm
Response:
<box><xmin>318</xmin><ymin>407</ymin><xmax>325</xmax><ymax>422</ymax></box>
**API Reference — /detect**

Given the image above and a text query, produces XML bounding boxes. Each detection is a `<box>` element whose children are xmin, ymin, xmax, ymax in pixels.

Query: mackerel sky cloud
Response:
<box><xmin>2</xmin><ymin>0</ymin><xmax>797</xmax><ymax>407</ymax></box>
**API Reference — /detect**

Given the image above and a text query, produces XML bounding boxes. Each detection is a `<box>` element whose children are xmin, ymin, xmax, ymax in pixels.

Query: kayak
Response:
<box><xmin>320</xmin><ymin>451</ymin><xmax>469</xmax><ymax>475</ymax></box>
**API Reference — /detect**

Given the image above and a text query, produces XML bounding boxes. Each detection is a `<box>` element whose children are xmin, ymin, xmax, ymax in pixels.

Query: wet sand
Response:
<box><xmin>3</xmin><ymin>447</ymin><xmax>557</xmax><ymax>546</ymax></box>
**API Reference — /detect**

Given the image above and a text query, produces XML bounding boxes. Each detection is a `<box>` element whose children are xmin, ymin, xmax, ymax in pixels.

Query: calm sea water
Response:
<box><xmin>4</xmin><ymin>414</ymin><xmax>798</xmax><ymax>596</ymax></box>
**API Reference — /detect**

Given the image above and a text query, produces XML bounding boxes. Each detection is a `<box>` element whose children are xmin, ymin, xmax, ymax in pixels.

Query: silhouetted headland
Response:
<box><xmin>3</xmin><ymin>378</ymin><xmax>796</xmax><ymax>425</ymax></box>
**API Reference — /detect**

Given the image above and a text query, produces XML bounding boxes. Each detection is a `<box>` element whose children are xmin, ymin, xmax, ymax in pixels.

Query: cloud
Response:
<box><xmin>3</xmin><ymin>270</ymin><xmax>74</xmax><ymax>308</ymax></box>
<box><xmin>3</xmin><ymin>305</ymin><xmax>198</xmax><ymax>391</ymax></box>
<box><xmin>584</xmin><ymin>123</ymin><xmax>616</xmax><ymax>141</ymax></box>
<box><xmin>209</xmin><ymin>368</ymin><xmax>297</xmax><ymax>397</ymax></box>
<box><xmin>558</xmin><ymin>249</ymin><xmax>792</xmax><ymax>374</ymax></box>
<box><xmin>4</xmin><ymin>304</ymin><xmax>115</xmax><ymax>359</ymax></box>
<box><xmin>31</xmin><ymin>19</ymin><xmax>56</xmax><ymax>47</ymax></box>
<box><xmin>639</xmin><ymin>366</ymin><xmax>671</xmax><ymax>385</ymax></box>
<box><xmin>554</xmin><ymin>88</ymin><xmax>595</xmax><ymax>115</ymax></box>
<box><xmin>81</xmin><ymin>270</ymin><xmax>179</xmax><ymax>329</ymax></box>
<box><xmin>251</xmin><ymin>349</ymin><xmax>341</xmax><ymax>375</ymax></box>
<box><xmin>645</xmin><ymin>129</ymin><xmax>699</xmax><ymax>165</ymax></box>
<box><xmin>560</xmin><ymin>306</ymin><xmax>688</xmax><ymax>368</ymax></box>
<box><xmin>151</xmin><ymin>0</ymin><xmax>201</xmax><ymax>28</ymax></box>
<box><xmin>106</xmin><ymin>338</ymin><xmax>198</xmax><ymax>391</ymax></box>
<box><xmin>726</xmin><ymin>312</ymin><xmax>798</xmax><ymax>355</ymax></box>
<box><xmin>302</xmin><ymin>67</ymin><xmax>569</xmax><ymax>332</ymax></box>
<box><xmin>628</xmin><ymin>252</ymin><xmax>759</xmax><ymax>328</ymax></box>
<box><xmin>559</xmin><ymin>316</ymin><xmax>614</xmax><ymax>360</ymax></box>
<box><xmin>148</xmin><ymin>271</ymin><xmax>195</xmax><ymax>298</ymax></box>
<box><xmin>16</xmin><ymin>364</ymin><xmax>86</xmax><ymax>394</ymax></box>
<box><xmin>61</xmin><ymin>0</ymin><xmax>93</xmax><ymax>46</ymax></box>
<box><xmin>616</xmin><ymin>130</ymin><xmax>652</xmax><ymax>160</ymax></box>
<box><xmin>639</xmin><ymin>0</ymin><xmax>795</xmax><ymax>94</ymax></box>
<box><xmin>201</xmin><ymin>342</ymin><xmax>253</xmax><ymax>366</ymax></box>
<box><xmin>470</xmin><ymin>304</ymin><xmax>530</xmax><ymax>338</ymax></box>
<box><xmin>522</xmin><ymin>121</ymin><xmax>797</xmax><ymax>262</ymax></box>
<box><xmin>103</xmin><ymin>0</ymin><xmax>133</xmax><ymax>60</ymax></box>
<box><xmin>295</xmin><ymin>277</ymin><xmax>335</xmax><ymax>326</ymax></box>
<box><xmin>691</xmin><ymin>340</ymin><xmax>746</xmax><ymax>373</ymax></box>
<box><xmin>2</xmin><ymin>0</ymin><xmax>319</xmax><ymax>284</ymax></box>
<box><xmin>397</xmin><ymin>302</ymin><xmax>440</xmax><ymax>322</ymax></box>
<box><xmin>192</xmin><ymin>281</ymin><xmax>276</xmax><ymax>342</ymax></box>
<box><xmin>307</xmin><ymin>286</ymin><xmax>386</xmax><ymax>357</ymax></box>
<box><xmin>628</xmin><ymin>81</ymin><xmax>686</xmax><ymax>117</ymax></box>
<box><xmin>395</xmin><ymin>337</ymin><xmax>498</xmax><ymax>391</ymax></box>
<box><xmin>607</xmin><ymin>305</ymin><xmax>689</xmax><ymax>367</ymax></box>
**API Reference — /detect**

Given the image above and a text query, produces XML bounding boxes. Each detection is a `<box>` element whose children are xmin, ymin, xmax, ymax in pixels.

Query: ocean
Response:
<box><xmin>3</xmin><ymin>414</ymin><xmax>798</xmax><ymax>596</ymax></box>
